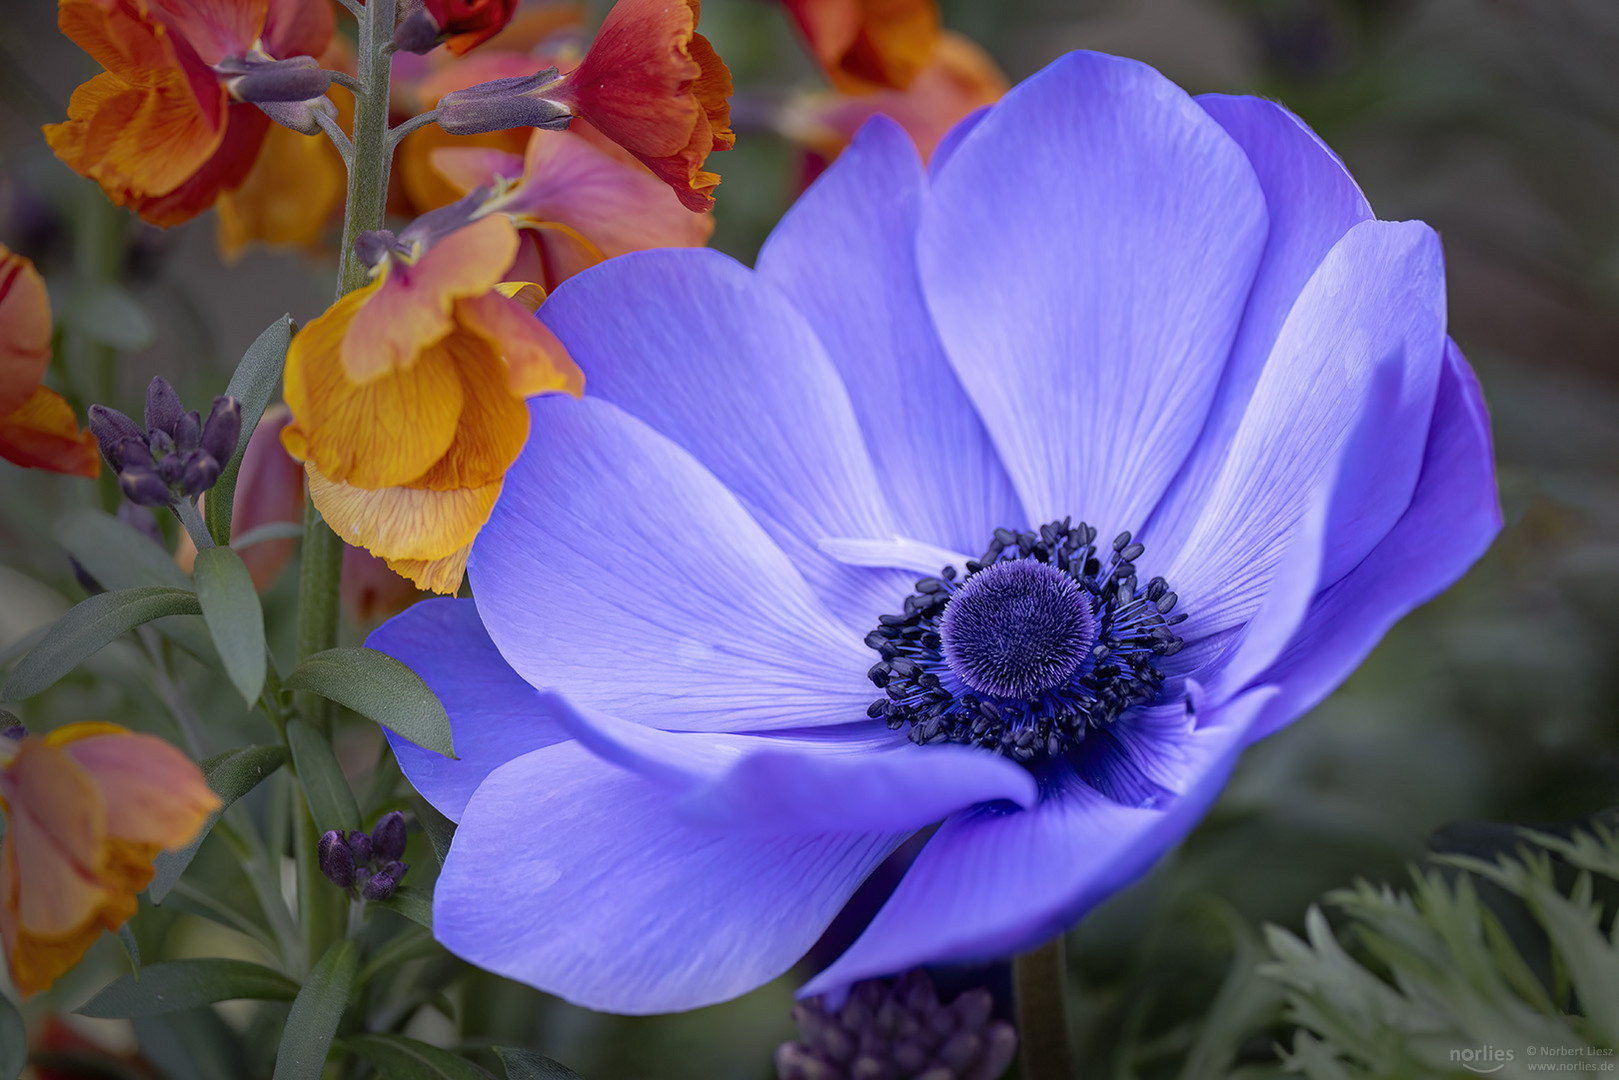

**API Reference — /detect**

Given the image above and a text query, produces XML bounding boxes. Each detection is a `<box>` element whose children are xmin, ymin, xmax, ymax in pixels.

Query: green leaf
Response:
<box><xmin>151</xmin><ymin>744</ymin><xmax>288</xmax><ymax>902</ymax></box>
<box><xmin>495</xmin><ymin>1047</ymin><xmax>585</xmax><ymax>1080</ymax></box>
<box><xmin>345</xmin><ymin>1034</ymin><xmax>493</xmax><ymax>1080</ymax></box>
<box><xmin>78</xmin><ymin>959</ymin><xmax>298</xmax><ymax>1018</ymax></box>
<box><xmin>414</xmin><ymin>797</ymin><xmax>457</xmax><ymax>867</ymax></box>
<box><xmin>118</xmin><ymin>922</ymin><xmax>141</xmax><ymax>973</ymax></box>
<box><xmin>285</xmin><ymin>647</ymin><xmax>454</xmax><ymax>757</ymax></box>
<box><xmin>192</xmin><ymin>546</ymin><xmax>266</xmax><ymax>705</ymax></box>
<box><xmin>53</xmin><ymin>508</ymin><xmax>191</xmax><ymax>591</ymax></box>
<box><xmin>0</xmin><ymin>992</ymin><xmax>24</xmax><ymax>1080</ymax></box>
<box><xmin>287</xmin><ymin>719</ymin><xmax>360</xmax><ymax>835</ymax></box>
<box><xmin>3</xmin><ymin>586</ymin><xmax>201</xmax><ymax>699</ymax></box>
<box><xmin>207</xmin><ymin>315</ymin><xmax>293</xmax><ymax>547</ymax></box>
<box><xmin>232</xmin><ymin>521</ymin><xmax>305</xmax><ymax>549</ymax></box>
<box><xmin>377</xmin><ymin>885</ymin><xmax>433</xmax><ymax>931</ymax></box>
<box><xmin>70</xmin><ymin>282</ymin><xmax>155</xmax><ymax>351</ymax></box>
<box><xmin>273</xmin><ymin>938</ymin><xmax>357</xmax><ymax>1080</ymax></box>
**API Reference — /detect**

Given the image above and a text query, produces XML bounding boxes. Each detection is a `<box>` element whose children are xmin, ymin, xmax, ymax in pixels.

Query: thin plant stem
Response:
<box><xmin>326</xmin><ymin>70</ymin><xmax>364</xmax><ymax>95</ymax></box>
<box><xmin>172</xmin><ymin>498</ymin><xmax>215</xmax><ymax>551</ymax></box>
<box><xmin>1014</xmin><ymin>935</ymin><xmax>1072</xmax><ymax>1080</ymax></box>
<box><xmin>335</xmin><ymin>0</ymin><xmax>362</xmax><ymax>16</ymax></box>
<box><xmin>385</xmin><ymin>108</ymin><xmax>439</xmax><ymax>149</ymax></box>
<box><xmin>313</xmin><ymin>107</ymin><xmax>354</xmax><ymax>169</ymax></box>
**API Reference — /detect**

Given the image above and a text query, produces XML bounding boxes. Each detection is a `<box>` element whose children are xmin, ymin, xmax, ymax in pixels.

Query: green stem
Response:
<box><xmin>1015</xmin><ymin>935</ymin><xmax>1072</xmax><ymax>1080</ymax></box>
<box><xmin>172</xmin><ymin>498</ymin><xmax>215</xmax><ymax>551</ymax></box>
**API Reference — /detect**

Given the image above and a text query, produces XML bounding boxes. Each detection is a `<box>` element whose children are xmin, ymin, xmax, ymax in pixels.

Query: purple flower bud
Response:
<box><xmin>361</xmin><ymin>871</ymin><xmax>396</xmax><ymax>901</ymax></box>
<box><xmin>144</xmin><ymin>377</ymin><xmax>184</xmax><ymax>439</ymax></box>
<box><xmin>393</xmin><ymin>6</ymin><xmax>442</xmax><ymax>54</ymax></box>
<box><xmin>256</xmin><ymin>94</ymin><xmax>336</xmax><ymax>137</ymax></box>
<box><xmin>200</xmin><ymin>396</ymin><xmax>241</xmax><ymax>465</ymax></box>
<box><xmin>173</xmin><ymin>409</ymin><xmax>202</xmax><ymax>452</ymax></box>
<box><xmin>181</xmin><ymin>450</ymin><xmax>222</xmax><ymax>496</ymax></box>
<box><xmin>117</xmin><ymin>502</ymin><xmax>164</xmax><ymax>545</ymax></box>
<box><xmin>348</xmin><ymin>829</ymin><xmax>374</xmax><ymax>866</ymax></box>
<box><xmin>88</xmin><ymin>404</ymin><xmax>146</xmax><ymax>470</ymax></box>
<box><xmin>1</xmin><ymin>724</ymin><xmax>25</xmax><ymax>742</ymax></box>
<box><xmin>119</xmin><ymin>465</ymin><xmax>173</xmax><ymax>507</ymax></box>
<box><xmin>148</xmin><ymin>428</ymin><xmax>175</xmax><ymax>457</ymax></box>
<box><xmin>396</xmin><ymin>189</ymin><xmax>490</xmax><ymax>252</ymax></box>
<box><xmin>354</xmin><ymin>228</ymin><xmax>408</xmax><ymax>270</ymax></box>
<box><xmin>318</xmin><ymin>829</ymin><xmax>355</xmax><ymax>887</ymax></box>
<box><xmin>217</xmin><ymin>54</ymin><xmax>333</xmax><ymax>104</ymax></box>
<box><xmin>372</xmin><ymin>811</ymin><xmax>407</xmax><ymax>861</ymax></box>
<box><xmin>156</xmin><ymin>451</ymin><xmax>184</xmax><ymax>485</ymax></box>
<box><xmin>434</xmin><ymin>69</ymin><xmax>573</xmax><ymax>137</ymax></box>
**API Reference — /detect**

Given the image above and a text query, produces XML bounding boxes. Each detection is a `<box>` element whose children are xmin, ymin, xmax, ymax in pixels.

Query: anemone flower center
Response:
<box><xmin>863</xmin><ymin>520</ymin><xmax>1188</xmax><ymax>764</ymax></box>
<box><xmin>940</xmin><ymin>559</ymin><xmax>1095</xmax><ymax>699</ymax></box>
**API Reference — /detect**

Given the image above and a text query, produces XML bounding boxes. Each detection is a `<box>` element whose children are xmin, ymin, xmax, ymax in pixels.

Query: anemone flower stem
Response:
<box><xmin>1014</xmin><ymin>935</ymin><xmax>1073</xmax><ymax>1080</ymax></box>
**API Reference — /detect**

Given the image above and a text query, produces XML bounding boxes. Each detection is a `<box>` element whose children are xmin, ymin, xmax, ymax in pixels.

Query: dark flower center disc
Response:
<box><xmin>940</xmin><ymin>559</ymin><xmax>1096</xmax><ymax>699</ymax></box>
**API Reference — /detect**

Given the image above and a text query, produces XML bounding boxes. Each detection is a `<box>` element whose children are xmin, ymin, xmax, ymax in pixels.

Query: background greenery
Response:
<box><xmin>2</xmin><ymin>0</ymin><xmax>1617</xmax><ymax>1077</ymax></box>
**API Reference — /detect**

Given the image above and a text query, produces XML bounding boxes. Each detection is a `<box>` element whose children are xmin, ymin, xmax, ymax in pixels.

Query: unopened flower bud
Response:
<box><xmin>218</xmin><ymin>55</ymin><xmax>334</xmax><ymax>104</ymax></box>
<box><xmin>434</xmin><ymin>69</ymin><xmax>572</xmax><ymax>137</ymax></box>
<box><xmin>200</xmin><ymin>396</ymin><xmax>241</xmax><ymax>465</ymax></box>
<box><xmin>318</xmin><ymin>829</ymin><xmax>355</xmax><ymax>887</ymax></box>
<box><xmin>361</xmin><ymin>871</ymin><xmax>396</xmax><ymax>901</ymax></box>
<box><xmin>156</xmin><ymin>451</ymin><xmax>184</xmax><ymax>485</ymax></box>
<box><xmin>395</xmin><ymin>189</ymin><xmax>490</xmax><ymax>252</ymax></box>
<box><xmin>173</xmin><ymin>409</ymin><xmax>202</xmax><ymax>452</ymax></box>
<box><xmin>88</xmin><ymin>405</ymin><xmax>146</xmax><ymax>470</ymax></box>
<box><xmin>372</xmin><ymin>811</ymin><xmax>407</xmax><ymax>861</ymax></box>
<box><xmin>119</xmin><ymin>465</ymin><xmax>172</xmax><ymax>507</ymax></box>
<box><xmin>393</xmin><ymin>6</ymin><xmax>442</xmax><ymax>54</ymax></box>
<box><xmin>348</xmin><ymin>829</ymin><xmax>374</xmax><ymax>866</ymax></box>
<box><xmin>257</xmin><ymin>94</ymin><xmax>336</xmax><ymax>137</ymax></box>
<box><xmin>181</xmin><ymin>449</ymin><xmax>221</xmax><ymax>496</ymax></box>
<box><xmin>354</xmin><ymin>229</ymin><xmax>408</xmax><ymax>270</ymax></box>
<box><xmin>144</xmin><ymin>377</ymin><xmax>184</xmax><ymax>440</ymax></box>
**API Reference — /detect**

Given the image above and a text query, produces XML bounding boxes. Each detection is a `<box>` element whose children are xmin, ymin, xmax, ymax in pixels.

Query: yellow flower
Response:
<box><xmin>282</xmin><ymin>213</ymin><xmax>583</xmax><ymax>594</ymax></box>
<box><xmin>0</xmin><ymin>723</ymin><xmax>218</xmax><ymax>997</ymax></box>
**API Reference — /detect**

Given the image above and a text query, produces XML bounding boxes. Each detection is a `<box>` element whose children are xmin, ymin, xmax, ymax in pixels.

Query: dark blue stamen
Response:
<box><xmin>863</xmin><ymin>519</ymin><xmax>1186</xmax><ymax>764</ymax></box>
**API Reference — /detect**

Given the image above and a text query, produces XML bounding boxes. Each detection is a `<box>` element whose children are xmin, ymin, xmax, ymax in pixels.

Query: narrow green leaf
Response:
<box><xmin>287</xmin><ymin>719</ymin><xmax>360</xmax><ymax>835</ymax></box>
<box><xmin>377</xmin><ymin>885</ymin><xmax>433</xmax><ymax>931</ymax></box>
<box><xmin>78</xmin><ymin>959</ymin><xmax>298</xmax><ymax>1018</ymax></box>
<box><xmin>151</xmin><ymin>744</ymin><xmax>288</xmax><ymax>902</ymax></box>
<box><xmin>3</xmin><ymin>586</ymin><xmax>201</xmax><ymax>699</ymax></box>
<box><xmin>192</xmin><ymin>546</ymin><xmax>267</xmax><ymax>705</ymax></box>
<box><xmin>231</xmin><ymin>521</ymin><xmax>305</xmax><ymax>549</ymax></box>
<box><xmin>53</xmin><ymin>508</ymin><xmax>191</xmax><ymax>591</ymax></box>
<box><xmin>0</xmin><ymin>992</ymin><xmax>24</xmax><ymax>1080</ymax></box>
<box><xmin>285</xmin><ymin>647</ymin><xmax>454</xmax><ymax>757</ymax></box>
<box><xmin>413</xmin><ymin>796</ymin><xmax>456</xmax><ymax>867</ymax></box>
<box><xmin>207</xmin><ymin>315</ymin><xmax>293</xmax><ymax>547</ymax></box>
<box><xmin>345</xmin><ymin>1034</ymin><xmax>493</xmax><ymax>1080</ymax></box>
<box><xmin>494</xmin><ymin>1047</ymin><xmax>585</xmax><ymax>1080</ymax></box>
<box><xmin>117</xmin><ymin>923</ymin><xmax>141</xmax><ymax>973</ymax></box>
<box><xmin>273</xmin><ymin>939</ymin><xmax>358</xmax><ymax>1080</ymax></box>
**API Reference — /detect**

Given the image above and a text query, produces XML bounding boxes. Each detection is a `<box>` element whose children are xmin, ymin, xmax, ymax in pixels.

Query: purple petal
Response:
<box><xmin>757</xmin><ymin>117</ymin><xmax>1021</xmax><ymax>555</ymax></box>
<box><xmin>803</xmin><ymin>685</ymin><xmax>1278</xmax><ymax>993</ymax></box>
<box><xmin>366</xmin><ymin>598</ymin><xmax>567</xmax><ymax>822</ymax></box>
<box><xmin>540</xmin><ymin>247</ymin><xmax>911</xmax><ymax>626</ymax></box>
<box><xmin>1145</xmin><ymin>95</ymin><xmax>1375</xmax><ymax>558</ymax></box>
<box><xmin>1244</xmin><ymin>340</ymin><xmax>1500</xmax><ymax>741</ymax></box>
<box><xmin>1164</xmin><ymin>219</ymin><xmax>1447</xmax><ymax>645</ymax></box>
<box><xmin>435</xmin><ymin>741</ymin><xmax>901</xmax><ymax>1013</ymax></box>
<box><xmin>920</xmin><ymin>51</ymin><xmax>1268</xmax><ymax>533</ymax></box>
<box><xmin>470</xmin><ymin>396</ymin><xmax>874</xmax><ymax>732</ymax></box>
<box><xmin>533</xmin><ymin>690</ymin><xmax>1038</xmax><ymax>832</ymax></box>
<box><xmin>928</xmin><ymin>105</ymin><xmax>991</xmax><ymax>178</ymax></box>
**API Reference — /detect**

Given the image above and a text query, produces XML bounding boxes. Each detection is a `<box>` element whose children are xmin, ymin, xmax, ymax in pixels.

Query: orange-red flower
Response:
<box><xmin>0</xmin><ymin>246</ymin><xmax>99</xmax><ymax>478</ymax></box>
<box><xmin>422</xmin><ymin>0</ymin><xmax>521</xmax><ymax>55</ymax></box>
<box><xmin>0</xmin><ymin>723</ymin><xmax>218</xmax><ymax>997</ymax></box>
<box><xmin>282</xmin><ymin>214</ymin><xmax>583</xmax><ymax>594</ymax></box>
<box><xmin>432</xmin><ymin>125</ymin><xmax>713</xmax><ymax>290</ymax></box>
<box><xmin>538</xmin><ymin>0</ymin><xmax>733</xmax><ymax>212</ymax></box>
<box><xmin>780</xmin><ymin>0</ymin><xmax>939</xmax><ymax>93</ymax></box>
<box><xmin>783</xmin><ymin>30</ymin><xmax>1006</xmax><ymax>170</ymax></box>
<box><xmin>44</xmin><ymin>0</ymin><xmax>334</xmax><ymax>228</ymax></box>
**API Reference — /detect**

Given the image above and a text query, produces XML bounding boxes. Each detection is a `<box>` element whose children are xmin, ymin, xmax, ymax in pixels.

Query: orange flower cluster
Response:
<box><xmin>0</xmin><ymin>247</ymin><xmax>99</xmax><ymax>478</ymax></box>
<box><xmin>0</xmin><ymin>724</ymin><xmax>218</xmax><ymax>996</ymax></box>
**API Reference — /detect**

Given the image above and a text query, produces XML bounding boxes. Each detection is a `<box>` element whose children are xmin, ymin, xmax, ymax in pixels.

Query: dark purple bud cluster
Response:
<box><xmin>88</xmin><ymin>378</ymin><xmax>240</xmax><ymax>509</ymax></box>
<box><xmin>776</xmin><ymin>971</ymin><xmax>1017</xmax><ymax>1080</ymax></box>
<box><xmin>318</xmin><ymin>811</ymin><xmax>410</xmax><ymax>901</ymax></box>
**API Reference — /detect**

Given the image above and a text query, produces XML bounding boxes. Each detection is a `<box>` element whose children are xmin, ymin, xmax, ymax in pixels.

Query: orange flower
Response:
<box><xmin>533</xmin><ymin>0</ymin><xmax>733</xmax><ymax>211</ymax></box>
<box><xmin>281</xmin><ymin>214</ymin><xmax>583</xmax><ymax>594</ymax></box>
<box><xmin>44</xmin><ymin>0</ymin><xmax>334</xmax><ymax>228</ymax></box>
<box><xmin>783</xmin><ymin>30</ymin><xmax>1006</xmax><ymax>168</ymax></box>
<box><xmin>431</xmin><ymin>125</ymin><xmax>713</xmax><ymax>290</ymax></box>
<box><xmin>0</xmin><ymin>246</ymin><xmax>99</xmax><ymax>478</ymax></box>
<box><xmin>0</xmin><ymin>723</ymin><xmax>218</xmax><ymax>997</ymax></box>
<box><xmin>780</xmin><ymin>0</ymin><xmax>939</xmax><ymax>93</ymax></box>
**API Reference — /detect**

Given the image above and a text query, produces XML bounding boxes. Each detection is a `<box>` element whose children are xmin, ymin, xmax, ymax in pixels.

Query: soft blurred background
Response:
<box><xmin>2</xmin><ymin>0</ymin><xmax>1618</xmax><ymax>1077</ymax></box>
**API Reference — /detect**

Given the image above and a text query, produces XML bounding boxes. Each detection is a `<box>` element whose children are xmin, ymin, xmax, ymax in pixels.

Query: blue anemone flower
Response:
<box><xmin>370</xmin><ymin>51</ymin><xmax>1501</xmax><ymax>1014</ymax></box>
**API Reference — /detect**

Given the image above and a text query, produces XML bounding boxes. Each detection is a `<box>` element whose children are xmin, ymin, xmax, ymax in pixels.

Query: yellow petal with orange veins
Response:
<box><xmin>63</xmin><ymin>732</ymin><xmax>219</xmax><ymax>849</ymax></box>
<box><xmin>456</xmin><ymin>291</ymin><xmax>584</xmax><ymax>398</ymax></box>
<box><xmin>411</xmin><ymin>329</ymin><xmax>530</xmax><ymax>491</ymax></box>
<box><xmin>306</xmin><ymin>463</ymin><xmax>501</xmax><ymax>563</ymax></box>
<box><xmin>341</xmin><ymin>214</ymin><xmax>520</xmax><ymax>383</ymax></box>
<box><xmin>0</xmin><ymin>740</ymin><xmax>108</xmax><ymax>938</ymax></box>
<box><xmin>387</xmin><ymin>546</ymin><xmax>472</xmax><ymax>595</ymax></box>
<box><xmin>216</xmin><ymin>117</ymin><xmax>345</xmax><ymax>262</ymax></box>
<box><xmin>284</xmin><ymin>288</ymin><xmax>465</xmax><ymax>488</ymax></box>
